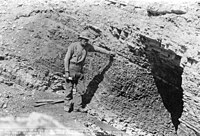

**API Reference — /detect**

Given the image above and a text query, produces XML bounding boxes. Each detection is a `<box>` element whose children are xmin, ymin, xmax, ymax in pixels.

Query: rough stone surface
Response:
<box><xmin>0</xmin><ymin>0</ymin><xmax>200</xmax><ymax>135</ymax></box>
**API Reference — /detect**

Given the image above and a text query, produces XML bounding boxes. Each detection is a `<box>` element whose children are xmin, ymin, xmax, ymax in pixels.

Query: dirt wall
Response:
<box><xmin>0</xmin><ymin>0</ymin><xmax>200</xmax><ymax>135</ymax></box>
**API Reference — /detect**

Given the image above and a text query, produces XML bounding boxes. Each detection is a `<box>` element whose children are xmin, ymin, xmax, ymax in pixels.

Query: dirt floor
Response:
<box><xmin>0</xmin><ymin>0</ymin><xmax>200</xmax><ymax>136</ymax></box>
<box><xmin>0</xmin><ymin>79</ymin><xmax>127</xmax><ymax>136</ymax></box>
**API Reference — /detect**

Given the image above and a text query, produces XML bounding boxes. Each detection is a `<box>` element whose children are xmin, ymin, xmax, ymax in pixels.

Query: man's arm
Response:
<box><xmin>64</xmin><ymin>45</ymin><xmax>73</xmax><ymax>74</ymax></box>
<box><xmin>88</xmin><ymin>44</ymin><xmax>114</xmax><ymax>56</ymax></box>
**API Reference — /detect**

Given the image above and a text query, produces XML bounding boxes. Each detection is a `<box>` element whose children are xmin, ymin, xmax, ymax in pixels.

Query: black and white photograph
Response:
<box><xmin>0</xmin><ymin>0</ymin><xmax>199</xmax><ymax>135</ymax></box>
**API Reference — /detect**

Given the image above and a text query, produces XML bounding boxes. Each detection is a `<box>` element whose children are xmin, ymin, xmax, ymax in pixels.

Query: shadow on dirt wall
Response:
<box><xmin>153</xmin><ymin>75</ymin><xmax>183</xmax><ymax>132</ymax></box>
<box><xmin>139</xmin><ymin>35</ymin><xmax>184</xmax><ymax>131</ymax></box>
<box><xmin>151</xmin><ymin>62</ymin><xmax>184</xmax><ymax>132</ymax></box>
<box><xmin>82</xmin><ymin>56</ymin><xmax>114</xmax><ymax>108</ymax></box>
<box><xmin>146</xmin><ymin>52</ymin><xmax>183</xmax><ymax>131</ymax></box>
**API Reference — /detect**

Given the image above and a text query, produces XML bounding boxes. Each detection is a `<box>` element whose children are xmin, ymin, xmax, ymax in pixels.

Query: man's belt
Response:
<box><xmin>70</xmin><ymin>61</ymin><xmax>81</xmax><ymax>65</ymax></box>
<box><xmin>69</xmin><ymin>62</ymin><xmax>83</xmax><ymax>72</ymax></box>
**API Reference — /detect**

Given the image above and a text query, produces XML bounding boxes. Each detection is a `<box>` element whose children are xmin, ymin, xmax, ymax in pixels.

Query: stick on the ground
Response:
<box><xmin>34</xmin><ymin>99</ymin><xmax>64</xmax><ymax>107</ymax></box>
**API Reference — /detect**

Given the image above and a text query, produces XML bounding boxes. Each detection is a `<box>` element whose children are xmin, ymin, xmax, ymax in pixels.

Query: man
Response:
<box><xmin>64</xmin><ymin>30</ymin><xmax>115</xmax><ymax>113</ymax></box>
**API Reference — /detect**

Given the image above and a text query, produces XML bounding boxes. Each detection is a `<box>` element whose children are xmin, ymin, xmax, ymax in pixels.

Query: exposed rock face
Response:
<box><xmin>0</xmin><ymin>0</ymin><xmax>200</xmax><ymax>135</ymax></box>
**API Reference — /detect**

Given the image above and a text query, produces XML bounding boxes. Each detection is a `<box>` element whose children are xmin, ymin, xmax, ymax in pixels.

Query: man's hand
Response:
<box><xmin>65</xmin><ymin>72</ymin><xmax>69</xmax><ymax>79</ymax></box>
<box><xmin>65</xmin><ymin>72</ymin><xmax>73</xmax><ymax>81</ymax></box>
<box><xmin>109</xmin><ymin>51</ymin><xmax>116</xmax><ymax>57</ymax></box>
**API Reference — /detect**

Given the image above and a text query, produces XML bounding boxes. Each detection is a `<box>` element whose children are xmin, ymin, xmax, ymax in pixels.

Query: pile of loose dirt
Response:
<box><xmin>0</xmin><ymin>112</ymin><xmax>85</xmax><ymax>136</ymax></box>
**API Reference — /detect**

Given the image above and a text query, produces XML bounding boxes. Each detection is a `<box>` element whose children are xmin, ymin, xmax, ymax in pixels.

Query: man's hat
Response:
<box><xmin>79</xmin><ymin>31</ymin><xmax>90</xmax><ymax>40</ymax></box>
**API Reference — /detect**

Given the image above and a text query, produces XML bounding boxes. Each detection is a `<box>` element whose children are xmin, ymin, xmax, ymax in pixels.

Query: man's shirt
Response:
<box><xmin>65</xmin><ymin>42</ymin><xmax>110</xmax><ymax>69</ymax></box>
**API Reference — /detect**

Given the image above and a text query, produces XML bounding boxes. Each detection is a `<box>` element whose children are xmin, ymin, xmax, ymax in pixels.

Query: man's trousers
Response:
<box><xmin>64</xmin><ymin>65</ymin><xmax>85</xmax><ymax>111</ymax></box>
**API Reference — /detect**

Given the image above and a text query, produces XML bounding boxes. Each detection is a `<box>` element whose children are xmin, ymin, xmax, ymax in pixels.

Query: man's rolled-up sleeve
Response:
<box><xmin>64</xmin><ymin>45</ymin><xmax>74</xmax><ymax>72</ymax></box>
<box><xmin>88</xmin><ymin>44</ymin><xmax>110</xmax><ymax>55</ymax></box>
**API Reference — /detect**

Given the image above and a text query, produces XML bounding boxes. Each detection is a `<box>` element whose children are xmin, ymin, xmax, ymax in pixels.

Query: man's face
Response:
<box><xmin>80</xmin><ymin>38</ymin><xmax>89</xmax><ymax>46</ymax></box>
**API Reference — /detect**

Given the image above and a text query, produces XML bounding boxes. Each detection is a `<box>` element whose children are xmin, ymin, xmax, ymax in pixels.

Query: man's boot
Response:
<box><xmin>64</xmin><ymin>102</ymin><xmax>73</xmax><ymax>112</ymax></box>
<box><xmin>74</xmin><ymin>108</ymin><xmax>87</xmax><ymax>113</ymax></box>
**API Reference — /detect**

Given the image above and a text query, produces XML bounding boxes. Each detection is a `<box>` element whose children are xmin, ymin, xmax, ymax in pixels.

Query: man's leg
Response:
<box><xmin>73</xmin><ymin>78</ymin><xmax>86</xmax><ymax>112</ymax></box>
<box><xmin>64</xmin><ymin>80</ymin><xmax>73</xmax><ymax>112</ymax></box>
